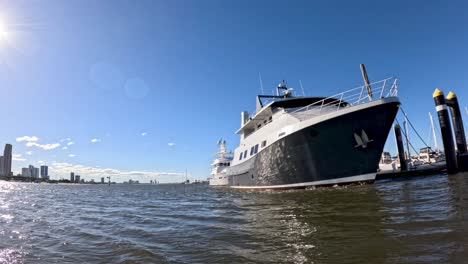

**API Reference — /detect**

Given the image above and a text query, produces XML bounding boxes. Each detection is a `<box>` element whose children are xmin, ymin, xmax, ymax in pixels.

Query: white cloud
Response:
<box><xmin>91</xmin><ymin>138</ymin><xmax>102</xmax><ymax>143</ymax></box>
<box><xmin>26</xmin><ymin>151</ymin><xmax>32</xmax><ymax>155</ymax></box>
<box><xmin>60</xmin><ymin>138</ymin><xmax>72</xmax><ymax>142</ymax></box>
<box><xmin>68</xmin><ymin>154</ymin><xmax>76</xmax><ymax>157</ymax></box>
<box><xmin>16</xmin><ymin>136</ymin><xmax>39</xmax><ymax>142</ymax></box>
<box><xmin>62</xmin><ymin>146</ymin><xmax>68</xmax><ymax>150</ymax></box>
<box><xmin>67</xmin><ymin>141</ymin><xmax>74</xmax><ymax>146</ymax></box>
<box><xmin>38</xmin><ymin>160</ymin><xmax>45</xmax><ymax>164</ymax></box>
<box><xmin>26</xmin><ymin>142</ymin><xmax>61</xmax><ymax>150</ymax></box>
<box><xmin>168</xmin><ymin>142</ymin><xmax>176</xmax><ymax>147</ymax></box>
<box><xmin>141</xmin><ymin>132</ymin><xmax>147</xmax><ymax>136</ymax></box>
<box><xmin>12</xmin><ymin>154</ymin><xmax>25</xmax><ymax>161</ymax></box>
<box><xmin>49</xmin><ymin>162</ymin><xmax>184</xmax><ymax>179</ymax></box>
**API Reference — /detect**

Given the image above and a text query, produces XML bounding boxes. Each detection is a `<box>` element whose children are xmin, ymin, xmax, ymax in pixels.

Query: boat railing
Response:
<box><xmin>290</xmin><ymin>77</ymin><xmax>398</xmax><ymax>120</ymax></box>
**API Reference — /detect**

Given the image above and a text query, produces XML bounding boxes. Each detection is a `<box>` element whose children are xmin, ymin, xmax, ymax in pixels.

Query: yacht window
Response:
<box><xmin>278</xmin><ymin>132</ymin><xmax>286</xmax><ymax>137</ymax></box>
<box><xmin>250</xmin><ymin>146</ymin><xmax>254</xmax><ymax>156</ymax></box>
<box><xmin>244</xmin><ymin>150</ymin><xmax>247</xmax><ymax>157</ymax></box>
<box><xmin>254</xmin><ymin>144</ymin><xmax>259</xmax><ymax>154</ymax></box>
<box><xmin>239</xmin><ymin>152</ymin><xmax>243</xmax><ymax>160</ymax></box>
<box><xmin>257</xmin><ymin>124</ymin><xmax>262</xmax><ymax>129</ymax></box>
<box><xmin>261</xmin><ymin>140</ymin><xmax>267</xmax><ymax>148</ymax></box>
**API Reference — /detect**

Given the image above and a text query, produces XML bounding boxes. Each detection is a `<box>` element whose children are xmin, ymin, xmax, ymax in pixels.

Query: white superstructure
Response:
<box><xmin>208</xmin><ymin>140</ymin><xmax>233</xmax><ymax>186</ymax></box>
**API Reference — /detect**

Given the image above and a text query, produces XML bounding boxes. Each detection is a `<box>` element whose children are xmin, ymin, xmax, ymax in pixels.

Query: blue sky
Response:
<box><xmin>0</xmin><ymin>0</ymin><xmax>467</xmax><ymax>182</ymax></box>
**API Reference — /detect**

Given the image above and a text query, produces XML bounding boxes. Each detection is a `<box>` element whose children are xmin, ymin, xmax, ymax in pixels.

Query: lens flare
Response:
<box><xmin>0</xmin><ymin>20</ymin><xmax>8</xmax><ymax>40</ymax></box>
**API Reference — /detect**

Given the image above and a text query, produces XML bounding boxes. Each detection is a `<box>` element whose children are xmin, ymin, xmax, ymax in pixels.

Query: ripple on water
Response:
<box><xmin>1</xmin><ymin>174</ymin><xmax>468</xmax><ymax>263</ymax></box>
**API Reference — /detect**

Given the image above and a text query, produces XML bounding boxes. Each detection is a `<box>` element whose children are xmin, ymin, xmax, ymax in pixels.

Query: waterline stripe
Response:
<box><xmin>230</xmin><ymin>173</ymin><xmax>376</xmax><ymax>189</ymax></box>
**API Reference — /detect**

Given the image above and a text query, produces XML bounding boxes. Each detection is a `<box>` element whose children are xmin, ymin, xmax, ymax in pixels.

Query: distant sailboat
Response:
<box><xmin>429</xmin><ymin>112</ymin><xmax>439</xmax><ymax>152</ymax></box>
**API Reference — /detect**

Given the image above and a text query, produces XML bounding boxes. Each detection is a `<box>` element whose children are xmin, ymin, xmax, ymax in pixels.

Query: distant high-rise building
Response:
<box><xmin>29</xmin><ymin>165</ymin><xmax>39</xmax><ymax>178</ymax></box>
<box><xmin>40</xmin><ymin>166</ymin><xmax>49</xmax><ymax>179</ymax></box>
<box><xmin>75</xmin><ymin>175</ymin><xmax>80</xmax><ymax>183</ymax></box>
<box><xmin>70</xmin><ymin>172</ymin><xmax>75</xmax><ymax>182</ymax></box>
<box><xmin>101</xmin><ymin>177</ymin><xmax>104</xmax><ymax>184</ymax></box>
<box><xmin>29</xmin><ymin>165</ymin><xmax>35</xmax><ymax>178</ymax></box>
<box><xmin>0</xmin><ymin>156</ymin><xmax>4</xmax><ymax>176</ymax></box>
<box><xmin>2</xmin><ymin>144</ymin><xmax>12</xmax><ymax>176</ymax></box>
<box><xmin>21</xmin><ymin>168</ymin><xmax>30</xmax><ymax>177</ymax></box>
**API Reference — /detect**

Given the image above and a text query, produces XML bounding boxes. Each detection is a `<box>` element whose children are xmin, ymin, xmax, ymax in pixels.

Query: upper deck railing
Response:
<box><xmin>289</xmin><ymin>77</ymin><xmax>398</xmax><ymax>120</ymax></box>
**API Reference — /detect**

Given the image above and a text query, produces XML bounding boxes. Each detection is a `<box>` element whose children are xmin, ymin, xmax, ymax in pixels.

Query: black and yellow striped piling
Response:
<box><xmin>394</xmin><ymin>124</ymin><xmax>408</xmax><ymax>171</ymax></box>
<box><xmin>446</xmin><ymin>92</ymin><xmax>467</xmax><ymax>155</ymax></box>
<box><xmin>446</xmin><ymin>91</ymin><xmax>468</xmax><ymax>171</ymax></box>
<box><xmin>433</xmin><ymin>88</ymin><xmax>458</xmax><ymax>174</ymax></box>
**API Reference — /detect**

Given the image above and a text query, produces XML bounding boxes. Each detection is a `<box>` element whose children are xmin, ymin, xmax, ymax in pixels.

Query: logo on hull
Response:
<box><xmin>354</xmin><ymin>130</ymin><xmax>373</xmax><ymax>148</ymax></box>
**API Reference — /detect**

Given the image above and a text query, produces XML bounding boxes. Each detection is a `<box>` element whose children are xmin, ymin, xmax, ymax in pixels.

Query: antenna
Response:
<box><xmin>299</xmin><ymin>80</ymin><xmax>305</xmax><ymax>96</ymax></box>
<box><xmin>259</xmin><ymin>72</ymin><xmax>264</xmax><ymax>94</ymax></box>
<box><xmin>428</xmin><ymin>112</ymin><xmax>439</xmax><ymax>152</ymax></box>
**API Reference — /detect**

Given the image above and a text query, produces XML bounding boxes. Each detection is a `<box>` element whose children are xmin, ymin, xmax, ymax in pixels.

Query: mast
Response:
<box><xmin>299</xmin><ymin>80</ymin><xmax>305</xmax><ymax>96</ymax></box>
<box><xmin>259</xmin><ymin>72</ymin><xmax>264</xmax><ymax>94</ymax></box>
<box><xmin>429</xmin><ymin>112</ymin><xmax>439</xmax><ymax>152</ymax></box>
<box><xmin>219</xmin><ymin>139</ymin><xmax>226</xmax><ymax>154</ymax></box>
<box><xmin>403</xmin><ymin>118</ymin><xmax>411</xmax><ymax>160</ymax></box>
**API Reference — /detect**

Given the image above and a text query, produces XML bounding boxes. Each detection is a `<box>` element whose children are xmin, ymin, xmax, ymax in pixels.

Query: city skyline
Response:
<box><xmin>0</xmin><ymin>1</ymin><xmax>467</xmax><ymax>183</ymax></box>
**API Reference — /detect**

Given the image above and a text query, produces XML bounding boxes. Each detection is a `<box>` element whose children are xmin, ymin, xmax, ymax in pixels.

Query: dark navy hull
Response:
<box><xmin>227</xmin><ymin>100</ymin><xmax>400</xmax><ymax>189</ymax></box>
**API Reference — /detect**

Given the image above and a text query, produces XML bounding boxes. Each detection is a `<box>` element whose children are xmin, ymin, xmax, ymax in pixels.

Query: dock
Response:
<box><xmin>376</xmin><ymin>164</ymin><xmax>446</xmax><ymax>180</ymax></box>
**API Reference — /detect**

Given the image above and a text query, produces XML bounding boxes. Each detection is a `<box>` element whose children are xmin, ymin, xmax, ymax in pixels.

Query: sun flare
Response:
<box><xmin>0</xmin><ymin>20</ymin><xmax>8</xmax><ymax>40</ymax></box>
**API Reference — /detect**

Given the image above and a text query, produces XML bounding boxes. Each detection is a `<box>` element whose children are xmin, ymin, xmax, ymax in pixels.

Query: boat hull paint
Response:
<box><xmin>227</xmin><ymin>100</ymin><xmax>400</xmax><ymax>188</ymax></box>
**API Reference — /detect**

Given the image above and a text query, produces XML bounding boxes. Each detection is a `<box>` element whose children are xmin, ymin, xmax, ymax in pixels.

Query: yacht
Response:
<box><xmin>225</xmin><ymin>76</ymin><xmax>401</xmax><ymax>190</ymax></box>
<box><xmin>379</xmin><ymin>151</ymin><xmax>397</xmax><ymax>172</ymax></box>
<box><xmin>208</xmin><ymin>139</ymin><xmax>233</xmax><ymax>186</ymax></box>
<box><xmin>417</xmin><ymin>147</ymin><xmax>445</xmax><ymax>164</ymax></box>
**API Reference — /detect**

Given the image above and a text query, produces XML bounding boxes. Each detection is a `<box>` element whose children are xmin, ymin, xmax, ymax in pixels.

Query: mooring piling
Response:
<box><xmin>394</xmin><ymin>124</ymin><xmax>408</xmax><ymax>171</ymax></box>
<box><xmin>446</xmin><ymin>92</ymin><xmax>467</xmax><ymax>154</ymax></box>
<box><xmin>433</xmin><ymin>88</ymin><xmax>458</xmax><ymax>174</ymax></box>
<box><xmin>446</xmin><ymin>91</ymin><xmax>468</xmax><ymax>171</ymax></box>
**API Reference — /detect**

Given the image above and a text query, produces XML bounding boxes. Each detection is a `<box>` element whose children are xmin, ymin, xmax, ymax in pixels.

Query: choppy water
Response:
<box><xmin>1</xmin><ymin>173</ymin><xmax>468</xmax><ymax>264</ymax></box>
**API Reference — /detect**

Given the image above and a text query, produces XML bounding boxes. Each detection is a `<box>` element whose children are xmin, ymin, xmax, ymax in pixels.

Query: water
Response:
<box><xmin>1</xmin><ymin>173</ymin><xmax>468</xmax><ymax>264</ymax></box>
